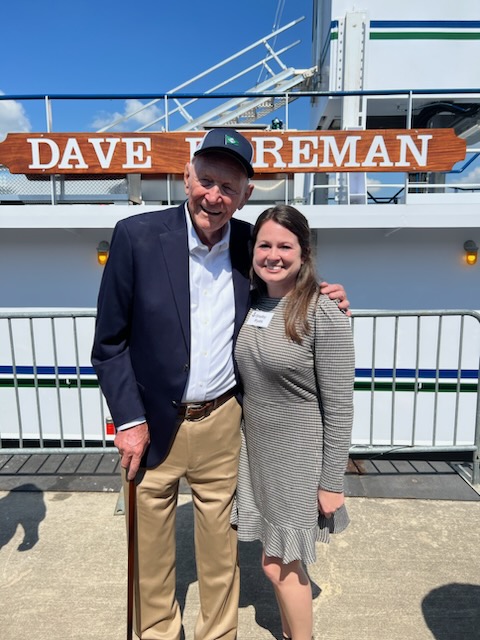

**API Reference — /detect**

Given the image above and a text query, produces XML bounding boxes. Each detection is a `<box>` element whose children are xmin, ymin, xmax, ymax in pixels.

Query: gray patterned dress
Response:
<box><xmin>231</xmin><ymin>294</ymin><xmax>355</xmax><ymax>564</ymax></box>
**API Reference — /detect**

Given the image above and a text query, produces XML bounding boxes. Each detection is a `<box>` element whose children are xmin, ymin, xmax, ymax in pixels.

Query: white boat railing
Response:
<box><xmin>0</xmin><ymin>308</ymin><xmax>478</xmax><ymax>485</ymax></box>
<box><xmin>1</xmin><ymin>89</ymin><xmax>480</xmax><ymax>206</ymax></box>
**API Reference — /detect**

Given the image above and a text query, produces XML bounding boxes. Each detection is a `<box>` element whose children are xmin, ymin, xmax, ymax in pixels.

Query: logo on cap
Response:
<box><xmin>225</xmin><ymin>134</ymin><xmax>239</xmax><ymax>147</ymax></box>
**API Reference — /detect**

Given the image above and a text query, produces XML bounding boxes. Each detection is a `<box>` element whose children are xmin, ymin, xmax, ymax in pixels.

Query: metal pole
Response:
<box><xmin>473</xmin><ymin>350</ymin><xmax>480</xmax><ymax>485</ymax></box>
<box><xmin>45</xmin><ymin>96</ymin><xmax>57</xmax><ymax>205</ymax></box>
<box><xmin>404</xmin><ymin>91</ymin><xmax>413</xmax><ymax>203</ymax></box>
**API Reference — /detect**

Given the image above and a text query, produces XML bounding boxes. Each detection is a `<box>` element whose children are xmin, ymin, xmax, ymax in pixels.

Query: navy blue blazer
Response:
<box><xmin>92</xmin><ymin>204</ymin><xmax>252</xmax><ymax>467</ymax></box>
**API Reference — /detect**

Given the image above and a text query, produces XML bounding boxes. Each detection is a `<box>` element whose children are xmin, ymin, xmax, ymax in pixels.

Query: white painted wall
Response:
<box><xmin>331</xmin><ymin>0</ymin><xmax>476</xmax><ymax>22</ymax></box>
<box><xmin>325</xmin><ymin>0</ymin><xmax>480</xmax><ymax>91</ymax></box>
<box><xmin>314</xmin><ymin>227</ymin><xmax>480</xmax><ymax>310</ymax></box>
<box><xmin>1</xmin><ymin>226</ymin><xmax>478</xmax><ymax>311</ymax></box>
<box><xmin>0</xmin><ymin>229</ymin><xmax>112</xmax><ymax>307</ymax></box>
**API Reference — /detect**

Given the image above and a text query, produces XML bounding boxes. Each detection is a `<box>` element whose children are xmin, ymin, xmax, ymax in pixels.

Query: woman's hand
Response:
<box><xmin>318</xmin><ymin>489</ymin><xmax>345</xmax><ymax>519</ymax></box>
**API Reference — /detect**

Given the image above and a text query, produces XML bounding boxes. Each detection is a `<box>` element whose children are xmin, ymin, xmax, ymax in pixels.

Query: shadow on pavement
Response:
<box><xmin>175</xmin><ymin>501</ymin><xmax>197</xmax><ymax>628</ymax></box>
<box><xmin>175</xmin><ymin>501</ymin><xmax>321</xmax><ymax>640</ymax></box>
<box><xmin>0</xmin><ymin>483</ymin><xmax>46</xmax><ymax>552</ymax></box>
<box><xmin>422</xmin><ymin>583</ymin><xmax>480</xmax><ymax>639</ymax></box>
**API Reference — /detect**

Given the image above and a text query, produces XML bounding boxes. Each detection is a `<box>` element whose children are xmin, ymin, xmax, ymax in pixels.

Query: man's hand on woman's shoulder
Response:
<box><xmin>319</xmin><ymin>281</ymin><xmax>351</xmax><ymax>316</ymax></box>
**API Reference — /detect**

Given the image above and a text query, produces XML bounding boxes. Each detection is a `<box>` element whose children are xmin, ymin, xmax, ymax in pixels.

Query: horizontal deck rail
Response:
<box><xmin>0</xmin><ymin>308</ymin><xmax>478</xmax><ymax>484</ymax></box>
<box><xmin>1</xmin><ymin>89</ymin><xmax>480</xmax><ymax>206</ymax></box>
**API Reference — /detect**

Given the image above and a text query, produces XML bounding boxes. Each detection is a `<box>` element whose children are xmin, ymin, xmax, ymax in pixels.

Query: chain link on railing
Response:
<box><xmin>0</xmin><ymin>167</ymin><xmax>128</xmax><ymax>203</ymax></box>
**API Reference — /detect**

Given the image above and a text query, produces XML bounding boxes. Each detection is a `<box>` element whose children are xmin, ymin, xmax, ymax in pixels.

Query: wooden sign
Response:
<box><xmin>0</xmin><ymin>129</ymin><xmax>465</xmax><ymax>175</ymax></box>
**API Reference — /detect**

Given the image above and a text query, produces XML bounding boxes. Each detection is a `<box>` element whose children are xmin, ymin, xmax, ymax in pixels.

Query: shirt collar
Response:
<box><xmin>184</xmin><ymin>202</ymin><xmax>231</xmax><ymax>254</ymax></box>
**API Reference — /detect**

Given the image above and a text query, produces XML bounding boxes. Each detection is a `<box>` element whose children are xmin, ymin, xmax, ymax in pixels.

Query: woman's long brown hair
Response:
<box><xmin>251</xmin><ymin>204</ymin><xmax>319</xmax><ymax>344</ymax></box>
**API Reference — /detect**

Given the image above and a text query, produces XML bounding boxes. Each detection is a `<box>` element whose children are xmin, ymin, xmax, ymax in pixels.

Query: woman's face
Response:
<box><xmin>253</xmin><ymin>219</ymin><xmax>304</xmax><ymax>297</ymax></box>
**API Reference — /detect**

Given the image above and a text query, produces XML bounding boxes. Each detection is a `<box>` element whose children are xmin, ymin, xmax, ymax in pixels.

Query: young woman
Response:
<box><xmin>231</xmin><ymin>205</ymin><xmax>355</xmax><ymax>640</ymax></box>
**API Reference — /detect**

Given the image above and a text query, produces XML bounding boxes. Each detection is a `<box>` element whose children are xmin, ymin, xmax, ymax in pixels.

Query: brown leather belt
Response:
<box><xmin>178</xmin><ymin>387</ymin><xmax>237</xmax><ymax>422</ymax></box>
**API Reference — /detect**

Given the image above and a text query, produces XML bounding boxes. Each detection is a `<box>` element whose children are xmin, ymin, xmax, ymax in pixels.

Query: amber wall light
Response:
<box><xmin>97</xmin><ymin>241</ymin><xmax>110</xmax><ymax>266</ymax></box>
<box><xmin>464</xmin><ymin>240</ymin><xmax>478</xmax><ymax>266</ymax></box>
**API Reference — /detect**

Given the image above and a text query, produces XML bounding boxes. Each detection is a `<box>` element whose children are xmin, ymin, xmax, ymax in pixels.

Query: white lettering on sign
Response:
<box><xmin>395</xmin><ymin>134</ymin><xmax>432</xmax><ymax>167</ymax></box>
<box><xmin>318</xmin><ymin>136</ymin><xmax>362</xmax><ymax>168</ymax></box>
<box><xmin>289</xmin><ymin>136</ymin><xmax>319</xmax><ymax>168</ymax></box>
<box><xmin>27</xmin><ymin>137</ymin><xmax>153</xmax><ymax>170</ymax></box>
<box><xmin>28</xmin><ymin>138</ymin><xmax>60</xmax><ymax>169</ymax></box>
<box><xmin>58</xmin><ymin>138</ymin><xmax>89</xmax><ymax>169</ymax></box>
<box><xmin>185</xmin><ymin>137</ymin><xmax>203</xmax><ymax>158</ymax></box>
<box><xmin>363</xmin><ymin>135</ymin><xmax>394</xmax><ymax>167</ymax></box>
<box><xmin>122</xmin><ymin>138</ymin><xmax>152</xmax><ymax>169</ymax></box>
<box><xmin>251</xmin><ymin>136</ymin><xmax>286</xmax><ymax>168</ymax></box>
<box><xmin>22</xmin><ymin>132</ymin><xmax>439</xmax><ymax>173</ymax></box>
<box><xmin>88</xmin><ymin>137</ymin><xmax>120</xmax><ymax>168</ymax></box>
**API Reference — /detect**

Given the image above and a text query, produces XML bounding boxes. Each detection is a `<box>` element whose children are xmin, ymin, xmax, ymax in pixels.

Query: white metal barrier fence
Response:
<box><xmin>0</xmin><ymin>310</ymin><xmax>106</xmax><ymax>451</ymax></box>
<box><xmin>0</xmin><ymin>309</ymin><xmax>479</xmax><ymax>483</ymax></box>
<box><xmin>350</xmin><ymin>310</ymin><xmax>480</xmax><ymax>485</ymax></box>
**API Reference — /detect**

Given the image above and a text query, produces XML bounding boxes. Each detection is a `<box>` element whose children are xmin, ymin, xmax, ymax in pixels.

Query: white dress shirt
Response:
<box><xmin>117</xmin><ymin>204</ymin><xmax>236</xmax><ymax>430</ymax></box>
<box><xmin>182</xmin><ymin>204</ymin><xmax>236</xmax><ymax>402</ymax></box>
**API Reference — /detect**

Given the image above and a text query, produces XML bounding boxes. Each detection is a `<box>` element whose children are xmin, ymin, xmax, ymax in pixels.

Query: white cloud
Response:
<box><xmin>92</xmin><ymin>99</ymin><xmax>163</xmax><ymax>131</ymax></box>
<box><xmin>366</xmin><ymin>176</ymin><xmax>384</xmax><ymax>195</ymax></box>
<box><xmin>455</xmin><ymin>165</ymin><xmax>480</xmax><ymax>187</ymax></box>
<box><xmin>0</xmin><ymin>91</ymin><xmax>32</xmax><ymax>140</ymax></box>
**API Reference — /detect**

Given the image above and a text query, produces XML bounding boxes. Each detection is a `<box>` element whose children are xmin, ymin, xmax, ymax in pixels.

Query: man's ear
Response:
<box><xmin>184</xmin><ymin>163</ymin><xmax>192</xmax><ymax>194</ymax></box>
<box><xmin>238</xmin><ymin>183</ymin><xmax>254</xmax><ymax>210</ymax></box>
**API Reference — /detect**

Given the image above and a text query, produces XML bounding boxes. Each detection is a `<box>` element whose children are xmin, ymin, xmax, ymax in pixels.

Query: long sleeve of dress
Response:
<box><xmin>314</xmin><ymin>296</ymin><xmax>355</xmax><ymax>493</ymax></box>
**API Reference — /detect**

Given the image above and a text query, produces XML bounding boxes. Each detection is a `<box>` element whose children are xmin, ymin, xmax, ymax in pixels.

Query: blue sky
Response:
<box><xmin>0</xmin><ymin>0</ymin><xmax>313</xmax><ymax>134</ymax></box>
<box><xmin>1</xmin><ymin>1</ymin><xmax>478</xmax><ymax>187</ymax></box>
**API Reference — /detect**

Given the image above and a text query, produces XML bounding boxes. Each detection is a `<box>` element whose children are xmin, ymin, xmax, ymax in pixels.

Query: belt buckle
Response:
<box><xmin>184</xmin><ymin>402</ymin><xmax>210</xmax><ymax>422</ymax></box>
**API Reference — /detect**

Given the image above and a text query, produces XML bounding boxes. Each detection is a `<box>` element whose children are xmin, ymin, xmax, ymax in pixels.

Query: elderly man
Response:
<box><xmin>92</xmin><ymin>128</ymin><xmax>348</xmax><ymax>640</ymax></box>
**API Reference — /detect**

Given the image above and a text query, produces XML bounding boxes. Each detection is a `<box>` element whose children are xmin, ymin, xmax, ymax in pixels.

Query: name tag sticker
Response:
<box><xmin>246</xmin><ymin>310</ymin><xmax>274</xmax><ymax>328</ymax></box>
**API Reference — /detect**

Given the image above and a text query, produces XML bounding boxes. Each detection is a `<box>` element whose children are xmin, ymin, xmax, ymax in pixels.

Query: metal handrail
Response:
<box><xmin>0</xmin><ymin>308</ymin><xmax>478</xmax><ymax>484</ymax></box>
<box><xmin>349</xmin><ymin>309</ymin><xmax>480</xmax><ymax>485</ymax></box>
<box><xmin>2</xmin><ymin>88</ymin><xmax>480</xmax><ymax>206</ymax></box>
<box><xmin>2</xmin><ymin>88</ymin><xmax>480</xmax><ymax>101</ymax></box>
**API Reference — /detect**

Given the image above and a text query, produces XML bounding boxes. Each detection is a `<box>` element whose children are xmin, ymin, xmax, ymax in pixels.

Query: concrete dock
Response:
<box><xmin>0</xmin><ymin>456</ymin><xmax>479</xmax><ymax>640</ymax></box>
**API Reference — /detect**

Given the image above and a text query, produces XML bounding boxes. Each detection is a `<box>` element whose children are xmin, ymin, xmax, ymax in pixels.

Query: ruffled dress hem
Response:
<box><xmin>230</xmin><ymin>499</ymin><xmax>350</xmax><ymax>565</ymax></box>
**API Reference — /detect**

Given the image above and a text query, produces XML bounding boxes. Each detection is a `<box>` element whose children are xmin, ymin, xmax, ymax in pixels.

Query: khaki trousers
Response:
<box><xmin>124</xmin><ymin>396</ymin><xmax>242</xmax><ymax>640</ymax></box>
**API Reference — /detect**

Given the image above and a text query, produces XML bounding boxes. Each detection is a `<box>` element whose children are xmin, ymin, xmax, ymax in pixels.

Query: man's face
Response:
<box><xmin>184</xmin><ymin>153</ymin><xmax>253</xmax><ymax>247</ymax></box>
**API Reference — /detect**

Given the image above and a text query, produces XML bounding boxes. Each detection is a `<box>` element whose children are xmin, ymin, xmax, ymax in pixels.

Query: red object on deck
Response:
<box><xmin>106</xmin><ymin>417</ymin><xmax>115</xmax><ymax>435</ymax></box>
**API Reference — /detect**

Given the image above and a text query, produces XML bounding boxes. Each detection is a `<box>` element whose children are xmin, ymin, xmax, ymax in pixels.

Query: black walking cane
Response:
<box><xmin>127</xmin><ymin>478</ymin><xmax>136</xmax><ymax>640</ymax></box>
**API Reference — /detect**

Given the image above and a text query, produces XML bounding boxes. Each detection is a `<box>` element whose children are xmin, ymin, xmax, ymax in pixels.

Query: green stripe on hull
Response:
<box><xmin>354</xmin><ymin>381</ymin><xmax>478</xmax><ymax>392</ymax></box>
<box><xmin>0</xmin><ymin>379</ymin><xmax>477</xmax><ymax>393</ymax></box>
<box><xmin>0</xmin><ymin>379</ymin><xmax>99</xmax><ymax>389</ymax></box>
